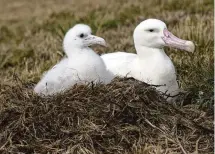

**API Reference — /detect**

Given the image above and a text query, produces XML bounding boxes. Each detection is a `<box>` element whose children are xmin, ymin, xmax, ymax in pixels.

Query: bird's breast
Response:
<box><xmin>132</xmin><ymin>56</ymin><xmax>176</xmax><ymax>85</ymax></box>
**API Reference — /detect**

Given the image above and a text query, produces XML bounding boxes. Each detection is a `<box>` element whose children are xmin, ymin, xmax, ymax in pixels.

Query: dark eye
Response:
<box><xmin>79</xmin><ymin>33</ymin><xmax>85</xmax><ymax>38</ymax></box>
<box><xmin>149</xmin><ymin>29</ymin><xmax>154</xmax><ymax>32</ymax></box>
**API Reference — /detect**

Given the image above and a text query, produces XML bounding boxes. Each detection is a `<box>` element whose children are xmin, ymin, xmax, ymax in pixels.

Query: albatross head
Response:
<box><xmin>63</xmin><ymin>24</ymin><xmax>106</xmax><ymax>52</ymax></box>
<box><xmin>133</xmin><ymin>19</ymin><xmax>195</xmax><ymax>53</ymax></box>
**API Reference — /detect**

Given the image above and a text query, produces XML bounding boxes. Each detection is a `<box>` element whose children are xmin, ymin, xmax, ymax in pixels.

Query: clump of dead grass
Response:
<box><xmin>0</xmin><ymin>78</ymin><xmax>213</xmax><ymax>154</ymax></box>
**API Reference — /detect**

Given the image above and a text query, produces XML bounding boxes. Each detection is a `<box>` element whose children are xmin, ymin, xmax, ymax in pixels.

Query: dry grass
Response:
<box><xmin>0</xmin><ymin>78</ymin><xmax>213</xmax><ymax>153</ymax></box>
<box><xmin>0</xmin><ymin>0</ymin><xmax>214</xmax><ymax>153</ymax></box>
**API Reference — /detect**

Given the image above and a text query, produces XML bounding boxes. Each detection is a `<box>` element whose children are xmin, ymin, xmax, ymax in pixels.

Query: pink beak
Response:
<box><xmin>162</xmin><ymin>28</ymin><xmax>195</xmax><ymax>53</ymax></box>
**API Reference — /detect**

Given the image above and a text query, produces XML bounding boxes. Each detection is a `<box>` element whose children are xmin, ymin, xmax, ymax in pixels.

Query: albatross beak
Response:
<box><xmin>84</xmin><ymin>35</ymin><xmax>107</xmax><ymax>47</ymax></box>
<box><xmin>162</xmin><ymin>28</ymin><xmax>195</xmax><ymax>53</ymax></box>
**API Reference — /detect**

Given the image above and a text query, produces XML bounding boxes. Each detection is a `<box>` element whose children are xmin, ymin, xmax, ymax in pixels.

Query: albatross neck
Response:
<box><xmin>64</xmin><ymin>44</ymin><xmax>91</xmax><ymax>59</ymax></box>
<box><xmin>134</xmin><ymin>45</ymin><xmax>166</xmax><ymax>60</ymax></box>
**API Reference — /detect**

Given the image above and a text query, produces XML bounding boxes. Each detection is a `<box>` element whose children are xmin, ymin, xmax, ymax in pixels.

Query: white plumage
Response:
<box><xmin>101</xmin><ymin>19</ymin><xmax>195</xmax><ymax>102</ymax></box>
<box><xmin>34</xmin><ymin>24</ymin><xmax>114</xmax><ymax>96</ymax></box>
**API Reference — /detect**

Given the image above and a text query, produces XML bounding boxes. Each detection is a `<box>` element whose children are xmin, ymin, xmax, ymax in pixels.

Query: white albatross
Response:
<box><xmin>101</xmin><ymin>19</ymin><xmax>195</xmax><ymax>102</ymax></box>
<box><xmin>34</xmin><ymin>24</ymin><xmax>114</xmax><ymax>96</ymax></box>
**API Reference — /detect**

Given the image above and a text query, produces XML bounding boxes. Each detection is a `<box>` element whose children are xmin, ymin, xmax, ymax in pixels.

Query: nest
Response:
<box><xmin>0</xmin><ymin>78</ymin><xmax>213</xmax><ymax>154</ymax></box>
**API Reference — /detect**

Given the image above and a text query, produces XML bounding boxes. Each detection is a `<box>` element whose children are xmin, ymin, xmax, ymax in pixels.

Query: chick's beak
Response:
<box><xmin>84</xmin><ymin>35</ymin><xmax>107</xmax><ymax>47</ymax></box>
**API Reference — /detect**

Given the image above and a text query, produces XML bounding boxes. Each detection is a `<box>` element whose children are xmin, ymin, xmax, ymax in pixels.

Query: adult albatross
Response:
<box><xmin>101</xmin><ymin>19</ymin><xmax>195</xmax><ymax>102</ymax></box>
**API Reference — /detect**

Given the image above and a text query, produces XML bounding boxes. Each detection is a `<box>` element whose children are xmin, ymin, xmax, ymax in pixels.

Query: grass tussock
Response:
<box><xmin>0</xmin><ymin>0</ymin><xmax>214</xmax><ymax>153</ymax></box>
<box><xmin>0</xmin><ymin>78</ymin><xmax>213</xmax><ymax>153</ymax></box>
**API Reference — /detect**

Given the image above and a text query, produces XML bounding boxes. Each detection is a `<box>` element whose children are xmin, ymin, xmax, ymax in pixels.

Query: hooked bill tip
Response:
<box><xmin>185</xmin><ymin>41</ymin><xmax>195</xmax><ymax>53</ymax></box>
<box><xmin>99</xmin><ymin>39</ymin><xmax>107</xmax><ymax>47</ymax></box>
<box><xmin>104</xmin><ymin>42</ymin><xmax>108</xmax><ymax>47</ymax></box>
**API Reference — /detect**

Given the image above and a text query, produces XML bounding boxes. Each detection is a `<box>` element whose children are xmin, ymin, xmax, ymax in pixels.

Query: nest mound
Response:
<box><xmin>0</xmin><ymin>78</ymin><xmax>213</xmax><ymax>154</ymax></box>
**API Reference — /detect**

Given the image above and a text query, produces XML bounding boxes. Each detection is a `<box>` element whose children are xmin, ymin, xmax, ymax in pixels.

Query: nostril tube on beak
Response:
<box><xmin>163</xmin><ymin>28</ymin><xmax>170</xmax><ymax>37</ymax></box>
